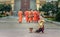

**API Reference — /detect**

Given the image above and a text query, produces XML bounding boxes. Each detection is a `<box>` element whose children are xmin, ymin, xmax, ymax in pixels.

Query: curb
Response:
<box><xmin>45</xmin><ymin>18</ymin><xmax>60</xmax><ymax>26</ymax></box>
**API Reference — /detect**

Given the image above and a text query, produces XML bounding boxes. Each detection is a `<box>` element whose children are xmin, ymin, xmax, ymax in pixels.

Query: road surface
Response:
<box><xmin>0</xmin><ymin>16</ymin><xmax>60</xmax><ymax>37</ymax></box>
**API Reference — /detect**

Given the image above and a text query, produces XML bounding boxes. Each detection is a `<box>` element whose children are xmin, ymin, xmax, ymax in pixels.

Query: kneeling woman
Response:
<box><xmin>35</xmin><ymin>16</ymin><xmax>45</xmax><ymax>33</ymax></box>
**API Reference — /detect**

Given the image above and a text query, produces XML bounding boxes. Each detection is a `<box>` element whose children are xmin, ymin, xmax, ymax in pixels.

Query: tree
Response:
<box><xmin>0</xmin><ymin>4</ymin><xmax>12</xmax><ymax>16</ymax></box>
<box><xmin>39</xmin><ymin>2</ymin><xmax>57</xmax><ymax>16</ymax></box>
<box><xmin>55</xmin><ymin>11</ymin><xmax>60</xmax><ymax>22</ymax></box>
<box><xmin>0</xmin><ymin>4</ymin><xmax>4</xmax><ymax>13</ymax></box>
<box><xmin>55</xmin><ymin>0</ymin><xmax>60</xmax><ymax>21</ymax></box>
<box><xmin>58</xmin><ymin>0</ymin><xmax>60</xmax><ymax>1</ymax></box>
<box><xmin>58</xmin><ymin>0</ymin><xmax>60</xmax><ymax>10</ymax></box>
<box><xmin>4</xmin><ymin>4</ymin><xmax>12</xmax><ymax>12</ymax></box>
<box><xmin>0</xmin><ymin>4</ymin><xmax>12</xmax><ymax>12</ymax></box>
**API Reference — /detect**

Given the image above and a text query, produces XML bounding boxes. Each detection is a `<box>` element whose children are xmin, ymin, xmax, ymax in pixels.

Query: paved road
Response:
<box><xmin>0</xmin><ymin>16</ymin><xmax>60</xmax><ymax>37</ymax></box>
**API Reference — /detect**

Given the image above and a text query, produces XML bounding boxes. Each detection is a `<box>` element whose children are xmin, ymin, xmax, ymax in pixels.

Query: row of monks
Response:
<box><xmin>18</xmin><ymin>9</ymin><xmax>40</xmax><ymax>23</ymax></box>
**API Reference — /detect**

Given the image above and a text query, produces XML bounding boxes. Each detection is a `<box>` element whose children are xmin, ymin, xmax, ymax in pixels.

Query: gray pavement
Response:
<box><xmin>0</xmin><ymin>16</ymin><xmax>60</xmax><ymax>37</ymax></box>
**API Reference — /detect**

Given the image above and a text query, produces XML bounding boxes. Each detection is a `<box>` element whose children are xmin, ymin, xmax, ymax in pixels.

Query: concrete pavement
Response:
<box><xmin>0</xmin><ymin>16</ymin><xmax>60</xmax><ymax>37</ymax></box>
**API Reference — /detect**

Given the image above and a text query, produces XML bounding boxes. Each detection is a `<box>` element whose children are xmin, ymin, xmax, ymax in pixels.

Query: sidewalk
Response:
<box><xmin>45</xmin><ymin>18</ymin><xmax>60</xmax><ymax>26</ymax></box>
<box><xmin>0</xmin><ymin>16</ymin><xmax>18</xmax><ymax>22</ymax></box>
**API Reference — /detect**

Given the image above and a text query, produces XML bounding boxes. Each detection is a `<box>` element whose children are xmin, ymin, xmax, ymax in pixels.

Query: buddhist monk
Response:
<box><xmin>33</xmin><ymin>10</ymin><xmax>38</xmax><ymax>22</ymax></box>
<box><xmin>24</xmin><ymin>10</ymin><xmax>29</xmax><ymax>22</ymax></box>
<box><xmin>28</xmin><ymin>10</ymin><xmax>33</xmax><ymax>23</ymax></box>
<box><xmin>18</xmin><ymin>9</ymin><xmax>23</xmax><ymax>23</ymax></box>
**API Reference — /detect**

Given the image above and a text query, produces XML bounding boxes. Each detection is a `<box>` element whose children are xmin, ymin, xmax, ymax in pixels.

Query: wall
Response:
<box><xmin>30</xmin><ymin>0</ymin><xmax>36</xmax><ymax>10</ymax></box>
<box><xmin>14</xmin><ymin>0</ymin><xmax>21</xmax><ymax>12</ymax></box>
<box><xmin>14</xmin><ymin>0</ymin><xmax>36</xmax><ymax>12</ymax></box>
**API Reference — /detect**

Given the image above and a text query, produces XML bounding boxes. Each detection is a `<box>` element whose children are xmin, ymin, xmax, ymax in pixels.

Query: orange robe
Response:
<box><xmin>28</xmin><ymin>11</ymin><xmax>33</xmax><ymax>22</ymax></box>
<box><xmin>18</xmin><ymin>11</ymin><xmax>23</xmax><ymax>23</ymax></box>
<box><xmin>33</xmin><ymin>11</ymin><xmax>37</xmax><ymax>22</ymax></box>
<box><xmin>24</xmin><ymin>11</ymin><xmax>29</xmax><ymax>22</ymax></box>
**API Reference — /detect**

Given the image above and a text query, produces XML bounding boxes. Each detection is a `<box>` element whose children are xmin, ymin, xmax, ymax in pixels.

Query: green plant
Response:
<box><xmin>0</xmin><ymin>4</ymin><xmax>12</xmax><ymax>17</ymax></box>
<box><xmin>0</xmin><ymin>4</ymin><xmax>4</xmax><ymax>14</ymax></box>
<box><xmin>0</xmin><ymin>14</ymin><xmax>5</xmax><ymax>17</ymax></box>
<box><xmin>39</xmin><ymin>2</ymin><xmax>57</xmax><ymax>16</ymax></box>
<box><xmin>55</xmin><ymin>11</ymin><xmax>60</xmax><ymax>22</ymax></box>
<box><xmin>4</xmin><ymin>4</ymin><xmax>12</xmax><ymax>12</ymax></box>
<box><xmin>0</xmin><ymin>4</ymin><xmax>4</xmax><ymax>11</ymax></box>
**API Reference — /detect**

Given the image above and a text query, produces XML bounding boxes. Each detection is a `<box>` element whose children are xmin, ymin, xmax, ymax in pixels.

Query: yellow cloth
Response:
<box><xmin>38</xmin><ymin>22</ymin><xmax>44</xmax><ymax>28</ymax></box>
